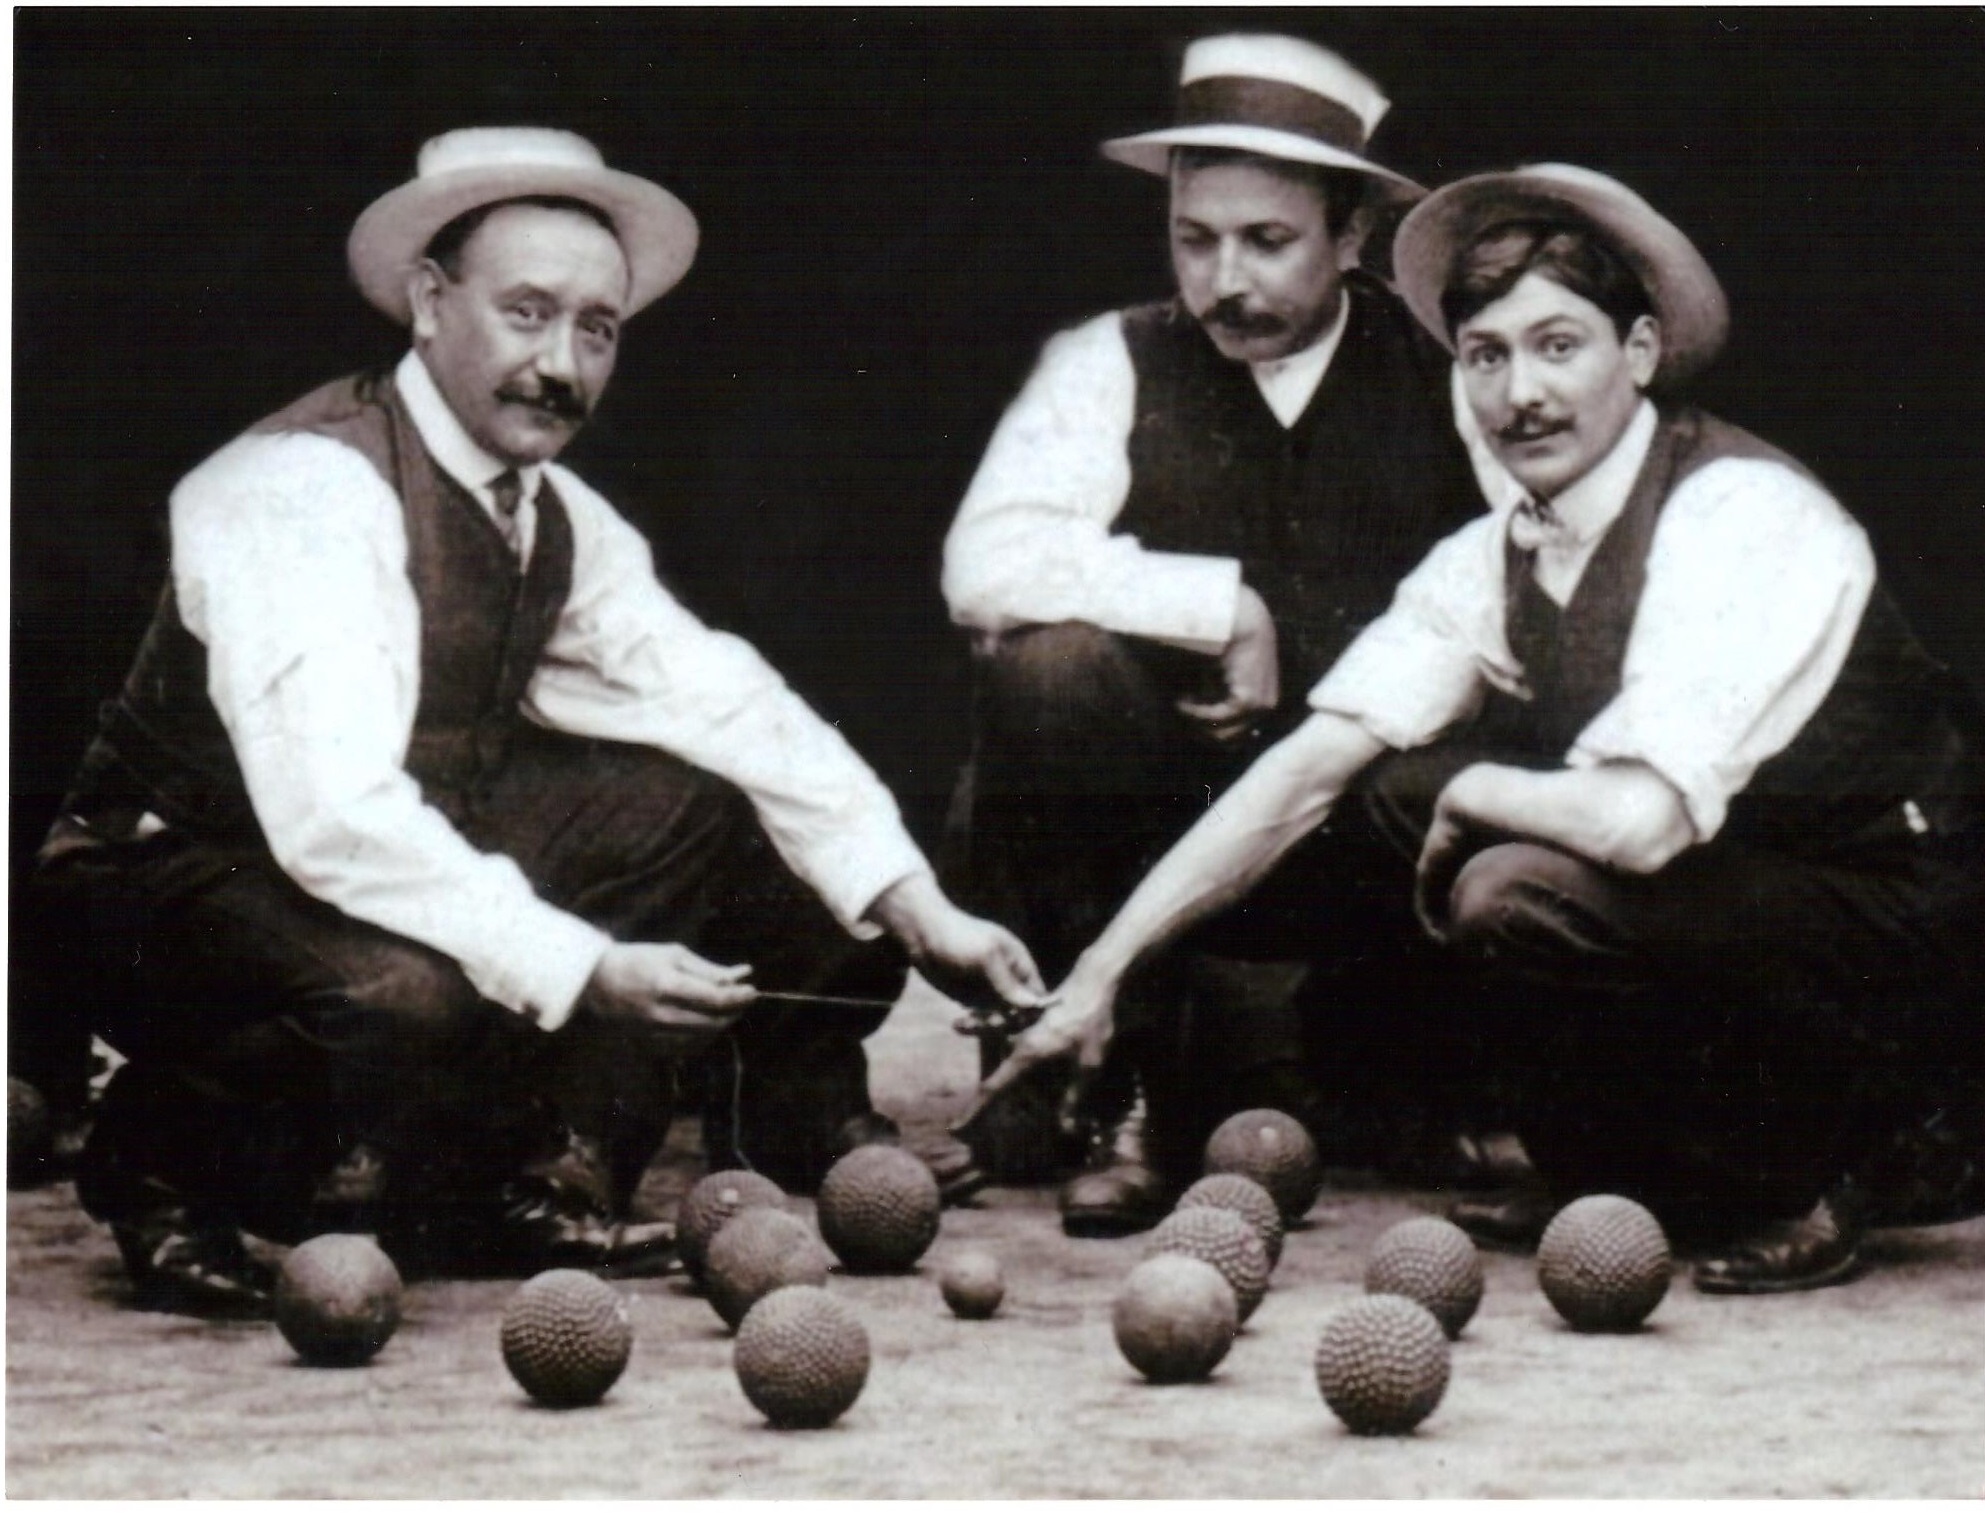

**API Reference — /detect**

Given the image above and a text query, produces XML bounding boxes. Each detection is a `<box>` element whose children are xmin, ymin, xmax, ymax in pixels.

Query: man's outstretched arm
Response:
<box><xmin>980</xmin><ymin>711</ymin><xmax>1387</xmax><ymax>1095</ymax></box>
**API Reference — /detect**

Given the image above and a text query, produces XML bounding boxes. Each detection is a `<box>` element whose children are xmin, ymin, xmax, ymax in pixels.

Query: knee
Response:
<box><xmin>974</xmin><ymin>622</ymin><xmax>1171</xmax><ymax>748</ymax></box>
<box><xmin>1445</xmin><ymin>843</ymin><xmax>1597</xmax><ymax>961</ymax></box>
<box><xmin>304</xmin><ymin>942</ymin><xmax>491</xmax><ymax>1063</ymax></box>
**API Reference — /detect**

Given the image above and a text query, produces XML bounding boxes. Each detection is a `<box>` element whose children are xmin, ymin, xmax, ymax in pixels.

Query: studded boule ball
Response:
<box><xmin>1146</xmin><ymin>1205</ymin><xmax>1271</xmax><ymax>1323</ymax></box>
<box><xmin>815</xmin><ymin>1144</ymin><xmax>942</xmax><ymax>1274</ymax></box>
<box><xmin>1204</xmin><ymin>1109</ymin><xmax>1323</xmax><ymax>1224</ymax></box>
<box><xmin>679</xmin><ymin>1169</ymin><xmax>787</xmax><ymax>1286</ymax></box>
<box><xmin>705</xmin><ymin>1207</ymin><xmax>832</xmax><ymax>1330</ymax></box>
<box><xmin>273</xmin><ymin>1233</ymin><xmax>403</xmax><ymax>1366</ymax></box>
<box><xmin>734</xmin><ymin>1285</ymin><xmax>871</xmax><ymax>1428</ymax></box>
<box><xmin>1112</xmin><ymin>1254</ymin><xmax>1238</xmax><ymax>1383</ymax></box>
<box><xmin>7</xmin><ymin>1078</ymin><xmax>52</xmax><ymax>1181</ymax></box>
<box><xmin>1177</xmin><ymin>1172</ymin><xmax>1285</xmax><ymax>1269</ymax></box>
<box><xmin>1536</xmin><ymin>1194</ymin><xmax>1671</xmax><ymax>1333</ymax></box>
<box><xmin>1365</xmin><ymin>1216</ymin><xmax>1484</xmax><ymax>1340</ymax></box>
<box><xmin>938</xmin><ymin>1249</ymin><xmax>1005</xmax><ymax>1319</ymax></box>
<box><xmin>500</xmin><ymin>1269</ymin><xmax>632</xmax><ymax>1407</ymax></box>
<box><xmin>1314</xmin><ymin>1294</ymin><xmax>1451</xmax><ymax>1435</ymax></box>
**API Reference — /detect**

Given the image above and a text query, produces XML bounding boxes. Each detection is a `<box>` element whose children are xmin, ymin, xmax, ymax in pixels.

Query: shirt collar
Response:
<box><xmin>1539</xmin><ymin>398</ymin><xmax>1658</xmax><ymax>544</ymax></box>
<box><xmin>395</xmin><ymin>350</ymin><xmax>543</xmax><ymax>505</ymax></box>
<box><xmin>1248</xmin><ymin>289</ymin><xmax>1353</xmax><ymax>429</ymax></box>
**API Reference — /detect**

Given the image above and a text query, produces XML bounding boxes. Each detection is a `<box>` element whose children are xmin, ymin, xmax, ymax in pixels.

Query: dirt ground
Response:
<box><xmin>9</xmin><ymin>979</ymin><xmax>1984</xmax><ymax>1499</ymax></box>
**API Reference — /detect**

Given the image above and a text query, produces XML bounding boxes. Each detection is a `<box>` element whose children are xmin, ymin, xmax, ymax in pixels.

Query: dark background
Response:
<box><xmin>15</xmin><ymin>7</ymin><xmax>1985</xmax><ymax>881</ymax></box>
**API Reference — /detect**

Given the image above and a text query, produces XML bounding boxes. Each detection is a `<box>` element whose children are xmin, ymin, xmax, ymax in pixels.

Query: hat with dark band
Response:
<box><xmin>349</xmin><ymin>127</ymin><xmax>699</xmax><ymax>326</ymax></box>
<box><xmin>1393</xmin><ymin>162</ymin><xmax>1729</xmax><ymax>384</ymax></box>
<box><xmin>1102</xmin><ymin>34</ymin><xmax>1425</xmax><ymax>203</ymax></box>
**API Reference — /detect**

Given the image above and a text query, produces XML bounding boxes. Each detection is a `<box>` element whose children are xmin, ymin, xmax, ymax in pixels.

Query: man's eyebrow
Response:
<box><xmin>1171</xmin><ymin>214</ymin><xmax>1296</xmax><ymax>233</ymax></box>
<box><xmin>1464</xmin><ymin>312</ymin><xmax>1587</xmax><ymax>342</ymax></box>
<box><xmin>491</xmin><ymin>279</ymin><xmax>555</xmax><ymax>303</ymax></box>
<box><xmin>490</xmin><ymin>279</ymin><xmax>623</xmax><ymax>321</ymax></box>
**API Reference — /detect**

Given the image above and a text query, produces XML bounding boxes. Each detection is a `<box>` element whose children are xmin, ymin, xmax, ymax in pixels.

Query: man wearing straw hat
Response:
<box><xmin>942</xmin><ymin>34</ymin><xmax>1485</xmax><ymax>1232</ymax></box>
<box><xmin>32</xmin><ymin>128</ymin><xmax>1044</xmax><ymax>1311</ymax></box>
<box><xmin>983</xmin><ymin>162</ymin><xmax>1985</xmax><ymax>1292</ymax></box>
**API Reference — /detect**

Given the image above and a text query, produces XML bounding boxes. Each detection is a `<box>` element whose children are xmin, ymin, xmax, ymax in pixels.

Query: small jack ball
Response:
<box><xmin>938</xmin><ymin>1249</ymin><xmax>1005</xmax><ymax>1318</ymax></box>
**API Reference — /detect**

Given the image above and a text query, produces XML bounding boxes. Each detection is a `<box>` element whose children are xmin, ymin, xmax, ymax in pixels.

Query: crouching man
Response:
<box><xmin>986</xmin><ymin>164</ymin><xmax>1984</xmax><ymax>1293</ymax></box>
<box><xmin>32</xmin><ymin>128</ymin><xmax>1044</xmax><ymax>1313</ymax></box>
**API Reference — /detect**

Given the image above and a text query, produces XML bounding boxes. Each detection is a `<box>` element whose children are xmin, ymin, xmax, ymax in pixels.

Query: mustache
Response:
<box><xmin>1496</xmin><ymin>413</ymin><xmax>1572</xmax><ymax>444</ymax></box>
<box><xmin>1201</xmin><ymin>298</ymin><xmax>1286</xmax><ymax>338</ymax></box>
<box><xmin>496</xmin><ymin>380</ymin><xmax>589</xmax><ymax>422</ymax></box>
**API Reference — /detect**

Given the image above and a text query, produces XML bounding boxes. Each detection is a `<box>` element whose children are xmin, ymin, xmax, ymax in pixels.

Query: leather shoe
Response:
<box><xmin>114</xmin><ymin>1216</ymin><xmax>275</xmax><ymax>1316</ymax></box>
<box><xmin>913</xmin><ymin>1131</ymin><xmax>989</xmax><ymax>1208</ymax></box>
<box><xmin>1694</xmin><ymin>1187</ymin><xmax>1866</xmax><ymax>1296</ymax></box>
<box><xmin>309</xmin><ymin>1141</ymin><xmax>391</xmax><ymax>1234</ymax></box>
<box><xmin>830</xmin><ymin>1112</ymin><xmax>988</xmax><ymax>1207</ymax></box>
<box><xmin>473</xmin><ymin>1129</ymin><xmax>679</xmax><ymax>1276</ymax></box>
<box><xmin>489</xmin><ymin>1183</ymin><xmax>679</xmax><ymax>1277</ymax></box>
<box><xmin>1059</xmin><ymin>1091</ymin><xmax>1171</xmax><ymax>1238</ymax></box>
<box><xmin>1448</xmin><ymin>1184</ymin><xmax>1560</xmax><ymax>1251</ymax></box>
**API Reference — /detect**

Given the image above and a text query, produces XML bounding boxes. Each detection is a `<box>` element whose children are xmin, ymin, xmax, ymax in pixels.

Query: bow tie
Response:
<box><xmin>1508</xmin><ymin>494</ymin><xmax>1571</xmax><ymax>553</ymax></box>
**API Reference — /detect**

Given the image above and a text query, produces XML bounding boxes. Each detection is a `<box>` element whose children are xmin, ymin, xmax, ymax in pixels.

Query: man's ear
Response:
<box><xmin>407</xmin><ymin>259</ymin><xmax>446</xmax><ymax>342</ymax></box>
<box><xmin>1624</xmin><ymin>313</ymin><xmax>1663</xmax><ymax>389</ymax></box>
<box><xmin>1334</xmin><ymin>205</ymin><xmax>1374</xmax><ymax>271</ymax></box>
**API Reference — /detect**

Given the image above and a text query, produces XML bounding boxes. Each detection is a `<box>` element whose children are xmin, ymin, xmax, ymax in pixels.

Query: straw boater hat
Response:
<box><xmin>348</xmin><ymin>127</ymin><xmax>699</xmax><ymax>325</ymax></box>
<box><xmin>1101</xmin><ymin>34</ymin><xmax>1425</xmax><ymax>204</ymax></box>
<box><xmin>1393</xmin><ymin>163</ymin><xmax>1730</xmax><ymax>385</ymax></box>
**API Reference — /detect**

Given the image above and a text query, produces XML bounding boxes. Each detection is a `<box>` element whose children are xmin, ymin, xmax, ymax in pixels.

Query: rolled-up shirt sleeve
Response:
<box><xmin>175</xmin><ymin>433</ymin><xmax>611</xmax><ymax>1029</ymax></box>
<box><xmin>941</xmin><ymin>312</ymin><xmax>1243</xmax><ymax>653</ymax></box>
<box><xmin>1568</xmin><ymin>458</ymin><xmax>1876</xmax><ymax>841</ymax></box>
<box><xmin>526</xmin><ymin>471</ymin><xmax>932</xmax><ymax>938</ymax></box>
<box><xmin>1306</xmin><ymin>515</ymin><xmax>1512</xmax><ymax>749</ymax></box>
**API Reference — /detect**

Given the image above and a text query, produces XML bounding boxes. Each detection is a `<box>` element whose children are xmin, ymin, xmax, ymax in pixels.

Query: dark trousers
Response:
<box><xmin>36</xmin><ymin>728</ymin><xmax>904</xmax><ymax>1237</ymax></box>
<box><xmin>945</xmin><ymin>622</ymin><xmax>1480</xmax><ymax>1181</ymax></box>
<box><xmin>1380</xmin><ymin>740</ymin><xmax>1985</xmax><ymax>1227</ymax></box>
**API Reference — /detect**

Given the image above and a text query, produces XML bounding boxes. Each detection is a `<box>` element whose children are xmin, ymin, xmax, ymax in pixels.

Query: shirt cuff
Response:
<box><xmin>465</xmin><ymin>905</ymin><xmax>613</xmax><ymax>1032</ymax></box>
<box><xmin>1307</xmin><ymin>624</ymin><xmax>1483</xmax><ymax>751</ymax></box>
<box><xmin>811</xmin><ymin>826</ymin><xmax>937</xmax><ymax>941</ymax></box>
<box><xmin>1103</xmin><ymin>552</ymin><xmax>1242</xmax><ymax>651</ymax></box>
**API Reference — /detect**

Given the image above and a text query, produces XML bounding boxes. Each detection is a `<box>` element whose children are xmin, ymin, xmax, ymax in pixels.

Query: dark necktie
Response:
<box><xmin>489</xmin><ymin>469</ymin><xmax>525</xmax><ymax>557</ymax></box>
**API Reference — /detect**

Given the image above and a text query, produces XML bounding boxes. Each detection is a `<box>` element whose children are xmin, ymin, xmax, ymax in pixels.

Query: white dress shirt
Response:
<box><xmin>167</xmin><ymin>349</ymin><xmax>932</xmax><ymax>1029</ymax></box>
<box><xmin>1308</xmin><ymin>397</ymin><xmax>1878</xmax><ymax>843</ymax></box>
<box><xmin>941</xmin><ymin>295</ymin><xmax>1352</xmax><ymax>655</ymax></box>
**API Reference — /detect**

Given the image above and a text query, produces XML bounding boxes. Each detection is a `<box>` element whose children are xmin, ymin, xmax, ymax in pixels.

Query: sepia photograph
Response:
<box><xmin>10</xmin><ymin>6</ymin><xmax>1984</xmax><ymax>1497</ymax></box>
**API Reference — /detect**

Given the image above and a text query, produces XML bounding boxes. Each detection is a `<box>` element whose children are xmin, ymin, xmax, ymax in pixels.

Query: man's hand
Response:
<box><xmin>1177</xmin><ymin>583</ymin><xmax>1279</xmax><ymax>743</ymax></box>
<box><xmin>966</xmin><ymin>952</ymin><xmax>1121</xmax><ymax>1123</ymax></box>
<box><xmin>1415</xmin><ymin>760</ymin><xmax>1698</xmax><ymax>939</ymax></box>
<box><xmin>867</xmin><ymin>873</ymin><xmax>1049</xmax><ymax>1015</ymax></box>
<box><xmin>582</xmin><ymin>941</ymin><xmax>756</xmax><ymax>1046</ymax></box>
<box><xmin>1414</xmin><ymin>780</ymin><xmax>1481</xmax><ymax>944</ymax></box>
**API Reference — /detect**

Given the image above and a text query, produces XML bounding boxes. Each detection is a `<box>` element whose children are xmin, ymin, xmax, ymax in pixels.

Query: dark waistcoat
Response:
<box><xmin>63</xmin><ymin>370</ymin><xmax>577</xmax><ymax>841</ymax></box>
<box><xmin>1474</xmin><ymin>406</ymin><xmax>1983</xmax><ymax>857</ymax></box>
<box><xmin>1117</xmin><ymin>273</ymin><xmax>1482</xmax><ymax>703</ymax></box>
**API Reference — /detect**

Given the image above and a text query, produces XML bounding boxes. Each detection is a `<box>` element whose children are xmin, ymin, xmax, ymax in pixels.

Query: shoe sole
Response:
<box><xmin>936</xmin><ymin>1167</ymin><xmax>989</xmax><ymax>1208</ymax></box>
<box><xmin>1693</xmin><ymin>1248</ymin><xmax>1866</xmax><ymax>1296</ymax></box>
<box><xmin>1060</xmin><ymin>1206</ymin><xmax>1165</xmax><ymax>1239</ymax></box>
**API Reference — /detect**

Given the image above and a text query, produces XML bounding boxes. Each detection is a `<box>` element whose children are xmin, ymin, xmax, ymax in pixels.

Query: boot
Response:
<box><xmin>1060</xmin><ymin>1083</ymin><xmax>1172</xmax><ymax>1237</ymax></box>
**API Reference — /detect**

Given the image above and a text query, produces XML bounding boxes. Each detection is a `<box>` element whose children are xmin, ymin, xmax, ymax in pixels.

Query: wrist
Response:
<box><xmin>1072</xmin><ymin>941</ymin><xmax>1132</xmax><ymax>993</ymax></box>
<box><xmin>866</xmin><ymin>870</ymin><xmax>945</xmax><ymax>957</ymax></box>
